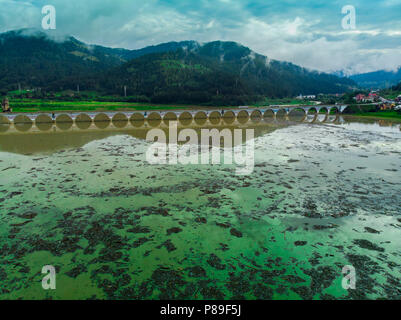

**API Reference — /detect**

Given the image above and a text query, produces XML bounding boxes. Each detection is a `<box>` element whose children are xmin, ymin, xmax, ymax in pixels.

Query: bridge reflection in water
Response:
<box><xmin>0</xmin><ymin>106</ymin><xmax>347</xmax><ymax>132</ymax></box>
<box><xmin>0</xmin><ymin>108</ymin><xmax>346</xmax><ymax>155</ymax></box>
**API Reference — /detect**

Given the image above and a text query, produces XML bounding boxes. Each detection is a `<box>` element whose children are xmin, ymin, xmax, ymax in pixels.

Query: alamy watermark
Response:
<box><xmin>342</xmin><ymin>265</ymin><xmax>356</xmax><ymax>290</ymax></box>
<box><xmin>342</xmin><ymin>5</ymin><xmax>356</xmax><ymax>30</ymax></box>
<box><xmin>42</xmin><ymin>5</ymin><xmax>56</xmax><ymax>30</ymax></box>
<box><xmin>145</xmin><ymin>122</ymin><xmax>255</xmax><ymax>175</ymax></box>
<box><xmin>42</xmin><ymin>265</ymin><xmax>56</xmax><ymax>290</ymax></box>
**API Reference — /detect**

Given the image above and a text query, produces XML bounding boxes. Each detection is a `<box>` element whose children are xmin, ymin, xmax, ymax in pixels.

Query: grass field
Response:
<box><xmin>353</xmin><ymin>111</ymin><xmax>401</xmax><ymax>120</ymax></box>
<box><xmin>8</xmin><ymin>99</ymin><xmax>213</xmax><ymax>113</ymax></box>
<box><xmin>7</xmin><ymin>97</ymin><xmax>322</xmax><ymax>113</ymax></box>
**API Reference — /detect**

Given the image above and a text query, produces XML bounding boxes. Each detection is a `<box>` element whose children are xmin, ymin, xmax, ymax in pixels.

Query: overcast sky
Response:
<box><xmin>1</xmin><ymin>0</ymin><xmax>401</xmax><ymax>75</ymax></box>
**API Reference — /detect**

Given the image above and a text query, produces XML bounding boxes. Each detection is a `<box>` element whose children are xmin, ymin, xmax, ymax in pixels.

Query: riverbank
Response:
<box><xmin>8</xmin><ymin>99</ymin><xmax>400</xmax><ymax>121</ymax></box>
<box><xmin>6</xmin><ymin>97</ymin><xmax>318</xmax><ymax>113</ymax></box>
<box><xmin>8</xmin><ymin>100</ymin><xmax>207</xmax><ymax>113</ymax></box>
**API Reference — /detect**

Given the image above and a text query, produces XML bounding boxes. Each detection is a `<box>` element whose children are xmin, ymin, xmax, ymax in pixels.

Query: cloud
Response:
<box><xmin>0</xmin><ymin>0</ymin><xmax>400</xmax><ymax>74</ymax></box>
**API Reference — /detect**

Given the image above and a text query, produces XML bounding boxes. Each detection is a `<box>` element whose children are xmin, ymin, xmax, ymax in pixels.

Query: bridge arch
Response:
<box><xmin>319</xmin><ymin>107</ymin><xmax>329</xmax><ymax>115</ymax></box>
<box><xmin>263</xmin><ymin>109</ymin><xmax>275</xmax><ymax>119</ymax></box>
<box><xmin>223</xmin><ymin>111</ymin><xmax>236</xmax><ymax>124</ymax></box>
<box><xmin>0</xmin><ymin>115</ymin><xmax>11</xmax><ymax>125</ymax></box>
<box><xmin>112</xmin><ymin>113</ymin><xmax>128</xmax><ymax>129</ymax></box>
<box><xmin>163</xmin><ymin>112</ymin><xmax>178</xmax><ymax>125</ymax></box>
<box><xmin>94</xmin><ymin>113</ymin><xmax>110</xmax><ymax>122</ymax></box>
<box><xmin>35</xmin><ymin>114</ymin><xmax>53</xmax><ymax>124</ymax></box>
<box><xmin>307</xmin><ymin>107</ymin><xmax>318</xmax><ymax>115</ymax></box>
<box><xmin>94</xmin><ymin>113</ymin><xmax>111</xmax><ymax>129</ymax></box>
<box><xmin>14</xmin><ymin>114</ymin><xmax>32</xmax><ymax>125</ymax></box>
<box><xmin>288</xmin><ymin>108</ymin><xmax>307</xmax><ymax>122</ymax></box>
<box><xmin>237</xmin><ymin>110</ymin><xmax>249</xmax><ymax>119</ymax></box>
<box><xmin>75</xmin><ymin>113</ymin><xmax>92</xmax><ymax>130</ymax></box>
<box><xmin>147</xmin><ymin>112</ymin><xmax>162</xmax><ymax>127</ymax></box>
<box><xmin>289</xmin><ymin>108</ymin><xmax>307</xmax><ymax>116</ymax></box>
<box><xmin>304</xmin><ymin>108</ymin><xmax>319</xmax><ymax>123</ymax></box>
<box><xmin>56</xmin><ymin>114</ymin><xmax>73</xmax><ymax>130</ymax></box>
<box><xmin>275</xmin><ymin>109</ymin><xmax>287</xmax><ymax>118</ymax></box>
<box><xmin>250</xmin><ymin>110</ymin><xmax>263</xmax><ymax>123</ymax></box>
<box><xmin>179</xmin><ymin>112</ymin><xmax>193</xmax><ymax>126</ymax></box>
<box><xmin>130</xmin><ymin>113</ymin><xmax>145</xmax><ymax>127</ymax></box>
<box><xmin>76</xmin><ymin>113</ymin><xmax>92</xmax><ymax>122</ymax></box>
<box><xmin>35</xmin><ymin>114</ymin><xmax>53</xmax><ymax>131</ymax></box>
<box><xmin>14</xmin><ymin>115</ymin><xmax>33</xmax><ymax>132</ymax></box>
<box><xmin>272</xmin><ymin>109</ymin><xmax>287</xmax><ymax>123</ymax></box>
<box><xmin>237</xmin><ymin>110</ymin><xmax>249</xmax><ymax>124</ymax></box>
<box><xmin>194</xmin><ymin>111</ymin><xmax>207</xmax><ymax>126</ymax></box>
<box><xmin>314</xmin><ymin>107</ymin><xmax>329</xmax><ymax>123</ymax></box>
<box><xmin>0</xmin><ymin>116</ymin><xmax>10</xmax><ymax>133</ymax></box>
<box><xmin>209</xmin><ymin>111</ymin><xmax>221</xmax><ymax>125</ymax></box>
<box><xmin>56</xmin><ymin>114</ymin><xmax>73</xmax><ymax>123</ymax></box>
<box><xmin>329</xmin><ymin>106</ymin><xmax>339</xmax><ymax>115</ymax></box>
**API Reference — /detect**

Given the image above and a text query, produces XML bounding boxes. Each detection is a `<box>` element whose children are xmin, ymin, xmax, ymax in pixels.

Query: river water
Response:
<box><xmin>0</xmin><ymin>114</ymin><xmax>400</xmax><ymax>300</ymax></box>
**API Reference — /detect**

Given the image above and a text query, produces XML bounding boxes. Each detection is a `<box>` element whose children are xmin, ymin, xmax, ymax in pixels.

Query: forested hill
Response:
<box><xmin>0</xmin><ymin>29</ymin><xmax>355</xmax><ymax>104</ymax></box>
<box><xmin>0</xmin><ymin>29</ymin><xmax>129</xmax><ymax>90</ymax></box>
<box><xmin>77</xmin><ymin>45</ymin><xmax>355</xmax><ymax>104</ymax></box>
<box><xmin>350</xmin><ymin>67</ymin><xmax>401</xmax><ymax>89</ymax></box>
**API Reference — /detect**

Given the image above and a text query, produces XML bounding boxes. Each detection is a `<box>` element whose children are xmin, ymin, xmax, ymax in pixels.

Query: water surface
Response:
<box><xmin>0</xmin><ymin>115</ymin><xmax>400</xmax><ymax>300</ymax></box>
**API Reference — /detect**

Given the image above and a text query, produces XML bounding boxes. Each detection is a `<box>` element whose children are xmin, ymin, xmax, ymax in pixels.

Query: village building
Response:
<box><xmin>354</xmin><ymin>94</ymin><xmax>366</xmax><ymax>102</ymax></box>
<box><xmin>380</xmin><ymin>102</ymin><xmax>395</xmax><ymax>111</ymax></box>
<box><xmin>296</xmin><ymin>94</ymin><xmax>316</xmax><ymax>100</ymax></box>
<box><xmin>367</xmin><ymin>92</ymin><xmax>379</xmax><ymax>102</ymax></box>
<box><xmin>355</xmin><ymin>92</ymin><xmax>379</xmax><ymax>103</ymax></box>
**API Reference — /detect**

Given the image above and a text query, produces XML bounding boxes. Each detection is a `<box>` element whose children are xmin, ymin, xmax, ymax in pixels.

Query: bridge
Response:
<box><xmin>0</xmin><ymin>105</ymin><xmax>348</xmax><ymax>130</ymax></box>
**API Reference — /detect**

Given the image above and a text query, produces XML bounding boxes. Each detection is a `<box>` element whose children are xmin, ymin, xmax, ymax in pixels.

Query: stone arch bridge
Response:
<box><xmin>0</xmin><ymin>105</ymin><xmax>348</xmax><ymax>130</ymax></box>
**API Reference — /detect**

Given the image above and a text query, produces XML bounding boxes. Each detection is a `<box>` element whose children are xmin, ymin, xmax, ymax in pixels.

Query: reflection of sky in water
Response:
<box><xmin>331</xmin><ymin>121</ymin><xmax>401</xmax><ymax>135</ymax></box>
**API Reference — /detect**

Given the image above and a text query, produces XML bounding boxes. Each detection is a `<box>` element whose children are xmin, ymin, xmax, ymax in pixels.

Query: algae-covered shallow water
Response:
<box><xmin>0</xmin><ymin>116</ymin><xmax>400</xmax><ymax>300</ymax></box>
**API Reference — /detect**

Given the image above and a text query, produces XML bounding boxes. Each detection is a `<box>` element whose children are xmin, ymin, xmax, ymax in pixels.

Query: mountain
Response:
<box><xmin>350</xmin><ymin>67</ymin><xmax>401</xmax><ymax>89</ymax></box>
<box><xmin>76</xmin><ymin>41</ymin><xmax>354</xmax><ymax>104</ymax></box>
<box><xmin>393</xmin><ymin>81</ymin><xmax>401</xmax><ymax>91</ymax></box>
<box><xmin>125</xmin><ymin>41</ymin><xmax>201</xmax><ymax>60</ymax></box>
<box><xmin>0</xmin><ymin>29</ymin><xmax>355</xmax><ymax>104</ymax></box>
<box><xmin>0</xmin><ymin>29</ymin><xmax>133</xmax><ymax>90</ymax></box>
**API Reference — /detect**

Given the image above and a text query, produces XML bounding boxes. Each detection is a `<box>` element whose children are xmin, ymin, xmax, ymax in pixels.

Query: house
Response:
<box><xmin>297</xmin><ymin>94</ymin><xmax>316</xmax><ymax>100</ymax></box>
<box><xmin>395</xmin><ymin>95</ymin><xmax>401</xmax><ymax>103</ymax></box>
<box><xmin>367</xmin><ymin>92</ymin><xmax>379</xmax><ymax>102</ymax></box>
<box><xmin>380</xmin><ymin>102</ymin><xmax>395</xmax><ymax>111</ymax></box>
<box><xmin>355</xmin><ymin>94</ymin><xmax>366</xmax><ymax>102</ymax></box>
<box><xmin>355</xmin><ymin>92</ymin><xmax>379</xmax><ymax>103</ymax></box>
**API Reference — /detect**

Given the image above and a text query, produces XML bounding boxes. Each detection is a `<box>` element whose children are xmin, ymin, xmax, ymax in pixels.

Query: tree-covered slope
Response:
<box><xmin>76</xmin><ymin>41</ymin><xmax>355</xmax><ymax>104</ymax></box>
<box><xmin>0</xmin><ymin>29</ymin><xmax>355</xmax><ymax>104</ymax></box>
<box><xmin>0</xmin><ymin>29</ymin><xmax>127</xmax><ymax>90</ymax></box>
<box><xmin>350</xmin><ymin>68</ymin><xmax>401</xmax><ymax>89</ymax></box>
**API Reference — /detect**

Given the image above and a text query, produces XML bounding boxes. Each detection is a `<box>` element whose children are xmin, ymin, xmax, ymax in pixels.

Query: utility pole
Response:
<box><xmin>18</xmin><ymin>83</ymin><xmax>21</xmax><ymax>93</ymax></box>
<box><xmin>77</xmin><ymin>85</ymin><xmax>80</xmax><ymax>94</ymax></box>
<box><xmin>124</xmin><ymin>85</ymin><xmax>127</xmax><ymax>98</ymax></box>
